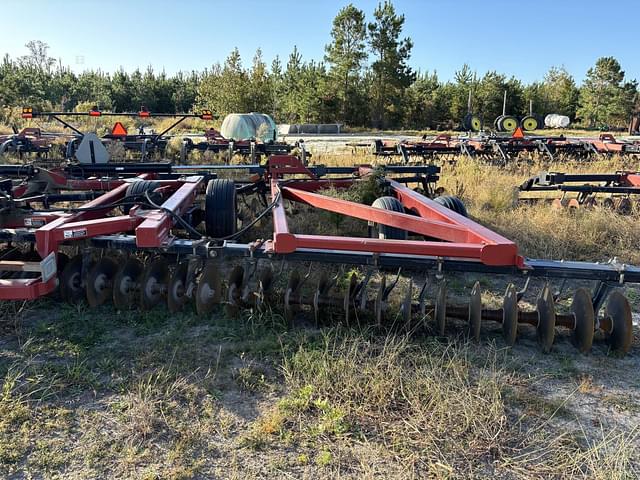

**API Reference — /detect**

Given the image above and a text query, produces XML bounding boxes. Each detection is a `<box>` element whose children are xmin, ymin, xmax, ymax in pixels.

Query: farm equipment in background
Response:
<box><xmin>370</xmin><ymin>135</ymin><xmax>462</xmax><ymax>162</ymax></box>
<box><xmin>21</xmin><ymin>107</ymin><xmax>215</xmax><ymax>162</ymax></box>
<box><xmin>179</xmin><ymin>127</ymin><xmax>298</xmax><ymax>164</ymax></box>
<box><xmin>0</xmin><ymin>126</ymin><xmax>63</xmax><ymax>158</ymax></box>
<box><xmin>0</xmin><ymin>153</ymin><xmax>636</xmax><ymax>357</ymax></box>
<box><xmin>493</xmin><ymin>93</ymin><xmax>542</xmax><ymax>133</ymax></box>
<box><xmin>519</xmin><ymin>170</ymin><xmax>640</xmax><ymax>213</ymax></box>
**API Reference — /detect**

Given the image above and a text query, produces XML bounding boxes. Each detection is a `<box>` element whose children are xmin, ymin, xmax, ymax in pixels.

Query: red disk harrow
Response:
<box><xmin>0</xmin><ymin>155</ymin><xmax>637</xmax><ymax>356</ymax></box>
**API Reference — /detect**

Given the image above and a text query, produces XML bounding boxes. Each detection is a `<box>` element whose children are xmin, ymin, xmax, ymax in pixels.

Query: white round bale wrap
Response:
<box><xmin>220</xmin><ymin>113</ymin><xmax>277</xmax><ymax>142</ymax></box>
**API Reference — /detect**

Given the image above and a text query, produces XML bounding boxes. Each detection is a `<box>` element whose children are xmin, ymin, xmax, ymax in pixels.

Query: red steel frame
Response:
<box><xmin>269</xmin><ymin>176</ymin><xmax>524</xmax><ymax>267</ymax></box>
<box><xmin>1</xmin><ymin>175</ymin><xmax>204</xmax><ymax>299</ymax></box>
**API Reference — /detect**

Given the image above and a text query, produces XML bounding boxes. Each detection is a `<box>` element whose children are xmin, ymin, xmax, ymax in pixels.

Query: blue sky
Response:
<box><xmin>1</xmin><ymin>0</ymin><xmax>638</xmax><ymax>84</ymax></box>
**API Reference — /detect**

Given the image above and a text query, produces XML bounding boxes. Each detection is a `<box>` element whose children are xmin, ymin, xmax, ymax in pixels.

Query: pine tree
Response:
<box><xmin>324</xmin><ymin>4</ymin><xmax>367</xmax><ymax>124</ymax></box>
<box><xmin>367</xmin><ymin>1</ymin><xmax>414</xmax><ymax>128</ymax></box>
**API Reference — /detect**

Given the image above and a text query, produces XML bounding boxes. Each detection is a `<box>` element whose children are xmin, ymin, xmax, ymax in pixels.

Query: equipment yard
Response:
<box><xmin>0</xmin><ymin>141</ymin><xmax>639</xmax><ymax>478</ymax></box>
<box><xmin>2</xmin><ymin>0</ymin><xmax>640</xmax><ymax>478</ymax></box>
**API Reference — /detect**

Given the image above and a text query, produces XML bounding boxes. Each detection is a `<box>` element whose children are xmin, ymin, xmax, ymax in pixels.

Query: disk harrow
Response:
<box><xmin>0</xmin><ymin>154</ymin><xmax>637</xmax><ymax>357</ymax></box>
<box><xmin>519</xmin><ymin>171</ymin><xmax>640</xmax><ymax>213</ymax></box>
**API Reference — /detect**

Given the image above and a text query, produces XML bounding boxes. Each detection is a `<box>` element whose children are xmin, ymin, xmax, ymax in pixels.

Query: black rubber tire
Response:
<box><xmin>520</xmin><ymin>115</ymin><xmax>539</xmax><ymax>131</ymax></box>
<box><xmin>124</xmin><ymin>180</ymin><xmax>160</xmax><ymax>214</ymax></box>
<box><xmin>462</xmin><ymin>113</ymin><xmax>472</xmax><ymax>131</ymax></box>
<box><xmin>499</xmin><ymin>115</ymin><xmax>519</xmax><ymax>133</ymax></box>
<box><xmin>371</xmin><ymin>196</ymin><xmax>407</xmax><ymax>240</ymax></box>
<box><xmin>205</xmin><ymin>179</ymin><xmax>237</xmax><ymax>238</ymax></box>
<box><xmin>433</xmin><ymin>195</ymin><xmax>468</xmax><ymax>217</ymax></box>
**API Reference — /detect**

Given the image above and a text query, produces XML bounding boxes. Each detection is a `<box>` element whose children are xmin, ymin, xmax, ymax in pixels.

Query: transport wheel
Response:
<box><xmin>140</xmin><ymin>257</ymin><xmax>169</xmax><ymax>310</ymax></box>
<box><xmin>494</xmin><ymin>115</ymin><xmax>505</xmax><ymax>131</ymax></box>
<box><xmin>521</xmin><ymin>115</ymin><xmax>539</xmax><ymax>131</ymax></box>
<box><xmin>167</xmin><ymin>261</ymin><xmax>190</xmax><ymax>313</ymax></box>
<box><xmin>502</xmin><ymin>284</ymin><xmax>518</xmax><ymax>346</ymax></box>
<box><xmin>124</xmin><ymin>180</ymin><xmax>160</xmax><ymax>213</ymax></box>
<box><xmin>371</xmin><ymin>196</ymin><xmax>407</xmax><ymax>239</ymax></box>
<box><xmin>603</xmin><ymin>291</ymin><xmax>633</xmax><ymax>355</ymax></box>
<box><xmin>86</xmin><ymin>257</ymin><xmax>118</xmax><ymax>307</ymax></box>
<box><xmin>195</xmin><ymin>262</ymin><xmax>221</xmax><ymax>315</ymax></box>
<box><xmin>570</xmin><ymin>288</ymin><xmax>594</xmax><ymax>354</ymax></box>
<box><xmin>113</xmin><ymin>257</ymin><xmax>143</xmax><ymax>310</ymax></box>
<box><xmin>60</xmin><ymin>254</ymin><xmax>93</xmax><ymax>304</ymax></box>
<box><xmin>433</xmin><ymin>195</ymin><xmax>468</xmax><ymax>217</ymax></box>
<box><xmin>205</xmin><ymin>179</ymin><xmax>237</xmax><ymax>238</ymax></box>
<box><xmin>536</xmin><ymin>284</ymin><xmax>556</xmax><ymax>353</ymax></box>
<box><xmin>462</xmin><ymin>113</ymin><xmax>473</xmax><ymax>131</ymax></box>
<box><xmin>500</xmin><ymin>116</ymin><xmax>519</xmax><ymax>133</ymax></box>
<box><xmin>470</xmin><ymin>115</ymin><xmax>482</xmax><ymax>132</ymax></box>
<box><xmin>468</xmin><ymin>281</ymin><xmax>482</xmax><ymax>341</ymax></box>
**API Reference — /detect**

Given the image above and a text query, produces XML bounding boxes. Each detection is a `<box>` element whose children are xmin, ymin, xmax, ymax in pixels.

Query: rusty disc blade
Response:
<box><xmin>570</xmin><ymin>288</ymin><xmax>594</xmax><ymax>354</ymax></box>
<box><xmin>168</xmin><ymin>261</ymin><xmax>189</xmax><ymax>313</ymax></box>
<box><xmin>195</xmin><ymin>262</ymin><xmax>221</xmax><ymax>316</ymax></box>
<box><xmin>435</xmin><ymin>281</ymin><xmax>447</xmax><ymax>336</ymax></box>
<box><xmin>468</xmin><ymin>281</ymin><xmax>482</xmax><ymax>341</ymax></box>
<box><xmin>374</xmin><ymin>276</ymin><xmax>386</xmax><ymax>326</ymax></box>
<box><xmin>113</xmin><ymin>257</ymin><xmax>143</xmax><ymax>310</ymax></box>
<box><xmin>284</xmin><ymin>269</ymin><xmax>301</xmax><ymax>324</ymax></box>
<box><xmin>225</xmin><ymin>265</ymin><xmax>245</xmax><ymax>318</ymax></box>
<box><xmin>140</xmin><ymin>257</ymin><xmax>169</xmax><ymax>311</ymax></box>
<box><xmin>401</xmin><ymin>280</ymin><xmax>412</xmax><ymax>325</ymax></box>
<box><xmin>86</xmin><ymin>257</ymin><xmax>118</xmax><ymax>307</ymax></box>
<box><xmin>502</xmin><ymin>284</ymin><xmax>518</xmax><ymax>346</ymax></box>
<box><xmin>60</xmin><ymin>254</ymin><xmax>93</xmax><ymax>305</ymax></box>
<box><xmin>536</xmin><ymin>284</ymin><xmax>556</xmax><ymax>353</ymax></box>
<box><xmin>343</xmin><ymin>272</ymin><xmax>357</xmax><ymax>325</ymax></box>
<box><xmin>604</xmin><ymin>290</ymin><xmax>633</xmax><ymax>356</ymax></box>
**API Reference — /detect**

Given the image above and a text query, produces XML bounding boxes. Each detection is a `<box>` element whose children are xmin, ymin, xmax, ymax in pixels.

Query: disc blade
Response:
<box><xmin>502</xmin><ymin>283</ymin><xmax>518</xmax><ymax>346</ymax></box>
<box><xmin>570</xmin><ymin>287</ymin><xmax>594</xmax><ymax>354</ymax></box>
<box><xmin>401</xmin><ymin>280</ymin><xmax>413</xmax><ymax>326</ymax></box>
<box><xmin>225</xmin><ymin>265</ymin><xmax>245</xmax><ymax>318</ymax></box>
<box><xmin>435</xmin><ymin>281</ymin><xmax>447</xmax><ymax>336</ymax></box>
<box><xmin>60</xmin><ymin>254</ymin><xmax>92</xmax><ymax>305</ymax></box>
<box><xmin>195</xmin><ymin>262</ymin><xmax>222</xmax><ymax>316</ymax></box>
<box><xmin>284</xmin><ymin>269</ymin><xmax>301</xmax><ymax>324</ymax></box>
<box><xmin>167</xmin><ymin>261</ymin><xmax>189</xmax><ymax>313</ymax></box>
<box><xmin>536</xmin><ymin>284</ymin><xmax>556</xmax><ymax>353</ymax></box>
<box><xmin>86</xmin><ymin>257</ymin><xmax>118</xmax><ymax>307</ymax></box>
<box><xmin>375</xmin><ymin>276</ymin><xmax>386</xmax><ymax>326</ymax></box>
<box><xmin>113</xmin><ymin>257</ymin><xmax>143</xmax><ymax>310</ymax></box>
<box><xmin>343</xmin><ymin>272</ymin><xmax>357</xmax><ymax>325</ymax></box>
<box><xmin>468</xmin><ymin>281</ymin><xmax>482</xmax><ymax>341</ymax></box>
<box><xmin>604</xmin><ymin>290</ymin><xmax>633</xmax><ymax>356</ymax></box>
<box><xmin>140</xmin><ymin>257</ymin><xmax>169</xmax><ymax>311</ymax></box>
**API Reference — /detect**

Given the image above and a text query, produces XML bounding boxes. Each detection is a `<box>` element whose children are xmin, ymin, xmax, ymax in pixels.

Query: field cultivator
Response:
<box><xmin>0</xmin><ymin>154</ymin><xmax>637</xmax><ymax>356</ymax></box>
<box><xmin>519</xmin><ymin>171</ymin><xmax>640</xmax><ymax>213</ymax></box>
<box><xmin>21</xmin><ymin>107</ymin><xmax>215</xmax><ymax>162</ymax></box>
<box><xmin>369</xmin><ymin>132</ymin><xmax>640</xmax><ymax>164</ymax></box>
<box><xmin>179</xmin><ymin>127</ymin><xmax>297</xmax><ymax>164</ymax></box>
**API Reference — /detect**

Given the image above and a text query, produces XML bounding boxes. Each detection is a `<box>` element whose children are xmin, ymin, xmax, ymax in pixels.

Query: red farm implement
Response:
<box><xmin>0</xmin><ymin>155</ymin><xmax>637</xmax><ymax>356</ymax></box>
<box><xmin>519</xmin><ymin>170</ymin><xmax>640</xmax><ymax>213</ymax></box>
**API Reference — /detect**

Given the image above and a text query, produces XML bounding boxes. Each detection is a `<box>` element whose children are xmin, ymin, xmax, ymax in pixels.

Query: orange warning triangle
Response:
<box><xmin>111</xmin><ymin>122</ymin><xmax>128</xmax><ymax>136</ymax></box>
<box><xmin>512</xmin><ymin>126</ymin><xmax>524</xmax><ymax>138</ymax></box>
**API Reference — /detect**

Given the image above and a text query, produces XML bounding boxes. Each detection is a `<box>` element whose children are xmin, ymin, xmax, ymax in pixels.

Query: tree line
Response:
<box><xmin>1</xmin><ymin>2</ymin><xmax>638</xmax><ymax>130</ymax></box>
